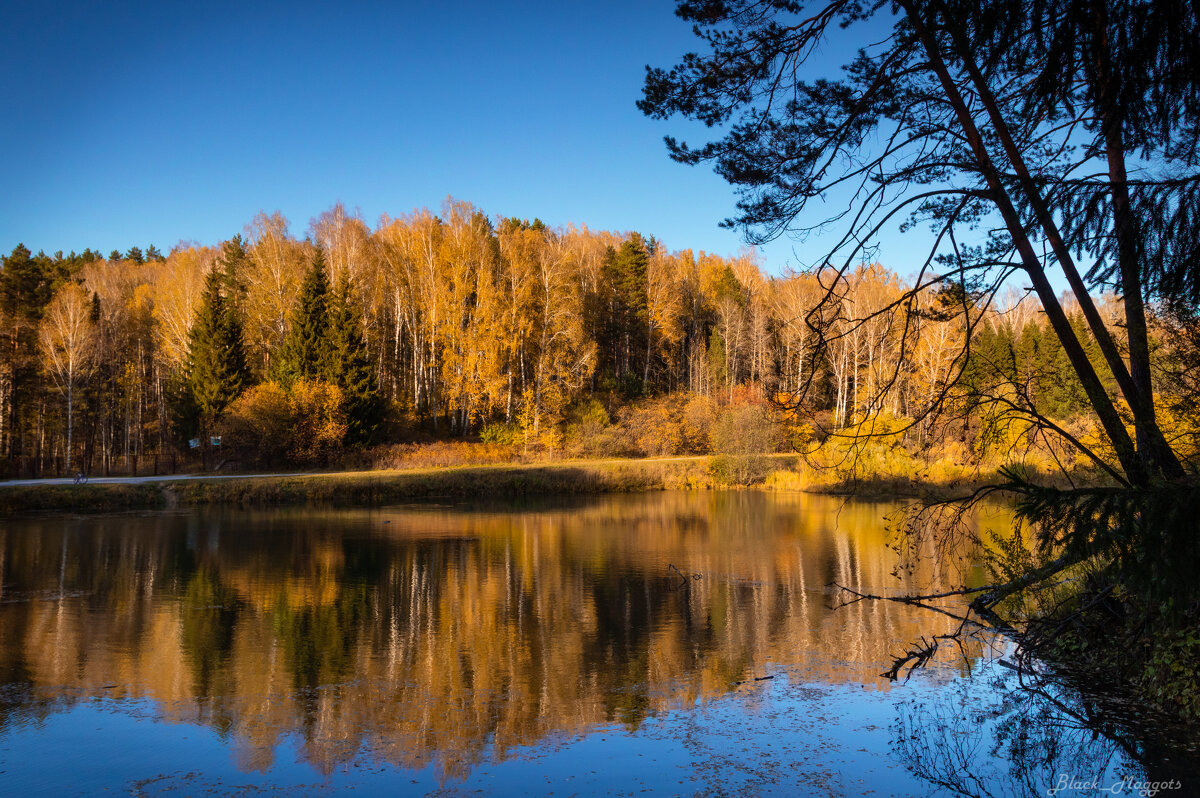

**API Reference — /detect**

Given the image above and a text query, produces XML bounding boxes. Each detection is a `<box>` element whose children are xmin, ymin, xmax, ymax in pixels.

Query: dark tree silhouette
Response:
<box><xmin>639</xmin><ymin>0</ymin><xmax>1198</xmax><ymax>487</ymax></box>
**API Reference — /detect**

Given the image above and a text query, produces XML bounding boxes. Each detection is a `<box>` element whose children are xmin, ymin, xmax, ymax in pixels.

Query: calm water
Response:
<box><xmin>0</xmin><ymin>492</ymin><xmax>1190</xmax><ymax>796</ymax></box>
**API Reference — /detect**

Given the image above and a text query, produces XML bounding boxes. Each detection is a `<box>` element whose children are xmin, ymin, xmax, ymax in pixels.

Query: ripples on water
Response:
<box><xmin>0</xmin><ymin>492</ymin><xmax>1184</xmax><ymax>795</ymax></box>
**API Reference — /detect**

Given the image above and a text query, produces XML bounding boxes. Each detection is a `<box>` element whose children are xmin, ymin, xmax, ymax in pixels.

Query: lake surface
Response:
<box><xmin>0</xmin><ymin>492</ymin><xmax>1190</xmax><ymax>796</ymax></box>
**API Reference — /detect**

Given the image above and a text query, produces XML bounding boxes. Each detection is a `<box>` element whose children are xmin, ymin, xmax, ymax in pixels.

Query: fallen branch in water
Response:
<box><xmin>733</xmin><ymin>674</ymin><xmax>776</xmax><ymax>685</ymax></box>
<box><xmin>830</xmin><ymin>582</ymin><xmax>992</xmax><ymax>628</ymax></box>
<box><xmin>968</xmin><ymin>552</ymin><xmax>1078</xmax><ymax>614</ymax></box>
<box><xmin>882</xmin><ymin>636</ymin><xmax>939</xmax><ymax>681</ymax></box>
<box><xmin>831</xmin><ymin>581</ymin><xmax>1000</xmax><ymax>605</ymax></box>
<box><xmin>668</xmin><ymin>563</ymin><xmax>701</xmax><ymax>590</ymax></box>
<box><xmin>830</xmin><ymin>548</ymin><xmax>1084</xmax><ymax>630</ymax></box>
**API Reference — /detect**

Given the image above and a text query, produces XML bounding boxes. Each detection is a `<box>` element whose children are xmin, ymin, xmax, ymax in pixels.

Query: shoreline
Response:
<box><xmin>0</xmin><ymin>454</ymin><xmax>1015</xmax><ymax>514</ymax></box>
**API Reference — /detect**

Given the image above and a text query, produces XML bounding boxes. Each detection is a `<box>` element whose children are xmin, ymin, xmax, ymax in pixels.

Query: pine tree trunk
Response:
<box><xmin>902</xmin><ymin>0</ymin><xmax>1144</xmax><ymax>484</ymax></box>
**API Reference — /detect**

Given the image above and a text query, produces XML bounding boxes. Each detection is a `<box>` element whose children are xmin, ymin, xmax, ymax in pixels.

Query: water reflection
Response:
<box><xmin>894</xmin><ymin>659</ymin><xmax>1200</xmax><ymax>798</ymax></box>
<box><xmin>0</xmin><ymin>491</ymin><xmax>1182</xmax><ymax>795</ymax></box>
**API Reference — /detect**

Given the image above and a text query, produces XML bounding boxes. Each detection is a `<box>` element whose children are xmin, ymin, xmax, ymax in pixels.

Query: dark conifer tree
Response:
<box><xmin>599</xmin><ymin>234</ymin><xmax>650</xmax><ymax>389</ymax></box>
<box><xmin>185</xmin><ymin>267</ymin><xmax>249</xmax><ymax>427</ymax></box>
<box><xmin>328</xmin><ymin>275</ymin><xmax>383</xmax><ymax>444</ymax></box>
<box><xmin>276</xmin><ymin>249</ymin><xmax>332</xmax><ymax>383</ymax></box>
<box><xmin>216</xmin><ymin>236</ymin><xmax>250</xmax><ymax>307</ymax></box>
<box><xmin>0</xmin><ymin>244</ymin><xmax>51</xmax><ymax>462</ymax></box>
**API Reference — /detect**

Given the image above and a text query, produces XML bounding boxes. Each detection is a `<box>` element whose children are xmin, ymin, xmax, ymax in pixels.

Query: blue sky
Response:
<box><xmin>1</xmin><ymin>1</ymin><xmax>911</xmax><ymax>275</ymax></box>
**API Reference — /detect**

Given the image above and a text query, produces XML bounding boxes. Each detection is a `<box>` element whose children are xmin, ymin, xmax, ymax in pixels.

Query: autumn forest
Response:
<box><xmin>4</xmin><ymin>199</ymin><xmax>1199</xmax><ymax>480</ymax></box>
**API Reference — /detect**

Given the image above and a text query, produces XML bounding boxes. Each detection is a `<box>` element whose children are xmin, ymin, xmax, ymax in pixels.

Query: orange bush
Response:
<box><xmin>219</xmin><ymin>379</ymin><xmax>347</xmax><ymax>468</ymax></box>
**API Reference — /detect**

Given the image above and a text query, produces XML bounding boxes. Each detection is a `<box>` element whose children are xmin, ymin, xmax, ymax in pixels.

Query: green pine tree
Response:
<box><xmin>612</xmin><ymin>234</ymin><xmax>649</xmax><ymax>326</ymax></box>
<box><xmin>276</xmin><ymin>249</ymin><xmax>332</xmax><ymax>383</ymax></box>
<box><xmin>598</xmin><ymin>234</ymin><xmax>650</xmax><ymax>386</ymax></box>
<box><xmin>217</xmin><ymin>236</ymin><xmax>249</xmax><ymax>305</ymax></box>
<box><xmin>185</xmin><ymin>267</ymin><xmax>249</xmax><ymax>428</ymax></box>
<box><xmin>1</xmin><ymin>245</ymin><xmax>53</xmax><ymax>460</ymax></box>
<box><xmin>328</xmin><ymin>275</ymin><xmax>384</xmax><ymax>444</ymax></box>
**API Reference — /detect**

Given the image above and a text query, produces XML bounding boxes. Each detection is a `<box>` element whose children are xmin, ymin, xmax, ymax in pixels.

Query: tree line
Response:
<box><xmin>2</xmin><ymin>198</ymin><xmax>1196</xmax><ymax>475</ymax></box>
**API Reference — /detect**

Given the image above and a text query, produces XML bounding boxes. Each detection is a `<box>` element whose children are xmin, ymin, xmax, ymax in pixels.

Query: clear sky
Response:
<box><xmin>1</xmin><ymin>0</ymin><xmax>836</xmax><ymax>272</ymax></box>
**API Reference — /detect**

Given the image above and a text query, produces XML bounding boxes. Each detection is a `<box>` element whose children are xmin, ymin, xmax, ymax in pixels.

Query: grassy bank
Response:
<box><xmin>0</xmin><ymin>452</ymin><xmax>1075</xmax><ymax>515</ymax></box>
<box><xmin>0</xmin><ymin>457</ymin><xmax>728</xmax><ymax>514</ymax></box>
<box><xmin>0</xmin><ymin>483</ymin><xmax>171</xmax><ymax>513</ymax></box>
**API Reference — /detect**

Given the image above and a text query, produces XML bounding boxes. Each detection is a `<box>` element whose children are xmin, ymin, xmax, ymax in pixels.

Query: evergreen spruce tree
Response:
<box><xmin>185</xmin><ymin>267</ymin><xmax>249</xmax><ymax>429</ymax></box>
<box><xmin>328</xmin><ymin>275</ymin><xmax>383</xmax><ymax>444</ymax></box>
<box><xmin>217</xmin><ymin>235</ymin><xmax>249</xmax><ymax>305</ymax></box>
<box><xmin>612</xmin><ymin>234</ymin><xmax>649</xmax><ymax>328</ymax></box>
<box><xmin>1</xmin><ymin>244</ymin><xmax>52</xmax><ymax>461</ymax></box>
<box><xmin>276</xmin><ymin>249</ymin><xmax>332</xmax><ymax>383</ymax></box>
<box><xmin>599</xmin><ymin>234</ymin><xmax>650</xmax><ymax>389</ymax></box>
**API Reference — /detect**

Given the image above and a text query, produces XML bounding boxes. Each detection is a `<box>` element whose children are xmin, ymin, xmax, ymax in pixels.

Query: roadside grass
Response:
<box><xmin>0</xmin><ymin>483</ymin><xmax>167</xmax><ymax>514</ymax></box>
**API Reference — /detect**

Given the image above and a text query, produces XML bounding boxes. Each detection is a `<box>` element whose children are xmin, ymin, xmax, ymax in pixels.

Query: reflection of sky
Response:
<box><xmin>0</xmin><ymin>494</ymin><xmax>1175</xmax><ymax>794</ymax></box>
<box><xmin>0</xmin><ymin>663</ymin><xmax>1145</xmax><ymax>797</ymax></box>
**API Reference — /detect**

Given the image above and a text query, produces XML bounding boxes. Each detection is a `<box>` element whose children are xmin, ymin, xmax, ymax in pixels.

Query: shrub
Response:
<box><xmin>708</xmin><ymin>403</ymin><xmax>783</xmax><ymax>485</ymax></box>
<box><xmin>356</xmin><ymin>441</ymin><xmax>519</xmax><ymax>470</ymax></box>
<box><xmin>624</xmin><ymin>395</ymin><xmax>687</xmax><ymax>457</ymax></box>
<box><xmin>219</xmin><ymin>378</ymin><xmax>347</xmax><ymax>468</ymax></box>
<box><xmin>480</xmin><ymin>421</ymin><xmax>520</xmax><ymax>445</ymax></box>
<box><xmin>681</xmin><ymin>395</ymin><xmax>718</xmax><ymax>453</ymax></box>
<box><xmin>288</xmin><ymin>379</ymin><xmax>347</xmax><ymax>466</ymax></box>
<box><xmin>220</xmin><ymin>382</ymin><xmax>292</xmax><ymax>467</ymax></box>
<box><xmin>711</xmin><ymin>403</ymin><xmax>782</xmax><ymax>456</ymax></box>
<box><xmin>709</xmin><ymin>453</ymin><xmax>769</xmax><ymax>485</ymax></box>
<box><xmin>581</xmin><ymin>425</ymin><xmax>638</xmax><ymax>458</ymax></box>
<box><xmin>807</xmin><ymin>412</ymin><xmax>920</xmax><ymax>481</ymax></box>
<box><xmin>561</xmin><ymin>399</ymin><xmax>609</xmax><ymax>455</ymax></box>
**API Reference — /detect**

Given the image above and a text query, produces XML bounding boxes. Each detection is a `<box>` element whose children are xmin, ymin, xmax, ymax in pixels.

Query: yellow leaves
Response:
<box><xmin>626</xmin><ymin>394</ymin><xmax>688</xmax><ymax>457</ymax></box>
<box><xmin>517</xmin><ymin>383</ymin><xmax>568</xmax><ymax>454</ymax></box>
<box><xmin>309</xmin><ymin>202</ymin><xmax>371</xmax><ymax>287</ymax></box>
<box><xmin>289</xmin><ymin>378</ymin><xmax>349</xmax><ymax>459</ymax></box>
<box><xmin>39</xmin><ymin>283</ymin><xmax>95</xmax><ymax>388</ymax></box>
<box><xmin>1154</xmin><ymin>397</ymin><xmax>1200</xmax><ymax>463</ymax></box>
<box><xmin>246</xmin><ymin>211</ymin><xmax>310</xmax><ymax>365</ymax></box>
<box><xmin>1077</xmin><ymin>395</ymin><xmax>1200</xmax><ymax>471</ymax></box>
<box><xmin>681</xmin><ymin>394</ymin><xmax>717</xmax><ymax>453</ymax></box>
<box><xmin>647</xmin><ymin>250</ymin><xmax>685</xmax><ymax>346</ymax></box>
<box><xmin>220</xmin><ymin>378</ymin><xmax>347</xmax><ymax>467</ymax></box>
<box><xmin>148</xmin><ymin>246</ymin><xmax>214</xmax><ymax>367</ymax></box>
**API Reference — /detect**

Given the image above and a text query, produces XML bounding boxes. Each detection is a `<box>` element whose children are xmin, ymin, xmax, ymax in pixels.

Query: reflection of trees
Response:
<box><xmin>181</xmin><ymin>568</ymin><xmax>240</xmax><ymax>699</ymax></box>
<box><xmin>273</xmin><ymin>584</ymin><xmax>368</xmax><ymax>692</ymax></box>
<box><xmin>0</xmin><ymin>494</ymin><xmax>1005</xmax><ymax>782</ymax></box>
<box><xmin>893</xmin><ymin>663</ymin><xmax>1191</xmax><ymax>798</ymax></box>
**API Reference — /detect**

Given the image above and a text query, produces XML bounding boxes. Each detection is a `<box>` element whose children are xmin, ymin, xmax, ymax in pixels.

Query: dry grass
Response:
<box><xmin>0</xmin><ymin>446</ymin><xmax>1104</xmax><ymax>515</ymax></box>
<box><xmin>344</xmin><ymin>441</ymin><xmax>522</xmax><ymax>471</ymax></box>
<box><xmin>0</xmin><ymin>458</ymin><xmax>716</xmax><ymax>513</ymax></box>
<box><xmin>0</xmin><ymin>483</ymin><xmax>166</xmax><ymax>514</ymax></box>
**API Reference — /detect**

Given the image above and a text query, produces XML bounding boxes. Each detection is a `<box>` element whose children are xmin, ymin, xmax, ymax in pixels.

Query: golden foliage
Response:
<box><xmin>221</xmin><ymin>379</ymin><xmax>347</xmax><ymax>467</ymax></box>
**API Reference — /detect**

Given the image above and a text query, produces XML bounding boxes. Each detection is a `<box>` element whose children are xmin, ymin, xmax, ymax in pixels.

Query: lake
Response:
<box><xmin>0</xmin><ymin>492</ymin><xmax>1187</xmax><ymax>796</ymax></box>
